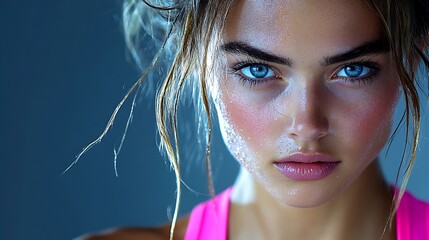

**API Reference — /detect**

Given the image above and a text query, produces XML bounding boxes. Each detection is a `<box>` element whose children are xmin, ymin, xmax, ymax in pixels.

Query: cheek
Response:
<box><xmin>338</xmin><ymin>82</ymin><xmax>400</xmax><ymax>161</ymax></box>
<box><xmin>215</xmin><ymin>84</ymin><xmax>279</xmax><ymax>163</ymax></box>
<box><xmin>226</xmin><ymin>100</ymin><xmax>271</xmax><ymax>136</ymax></box>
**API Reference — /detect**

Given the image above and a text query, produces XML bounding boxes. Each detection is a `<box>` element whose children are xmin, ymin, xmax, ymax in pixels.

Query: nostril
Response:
<box><xmin>288</xmin><ymin>118</ymin><xmax>329</xmax><ymax>141</ymax></box>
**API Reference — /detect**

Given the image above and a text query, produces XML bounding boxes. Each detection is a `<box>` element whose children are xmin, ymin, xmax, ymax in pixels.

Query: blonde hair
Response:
<box><xmin>368</xmin><ymin>0</ymin><xmax>429</xmax><ymax>229</ymax></box>
<box><xmin>123</xmin><ymin>1</ymin><xmax>235</xmax><ymax>238</ymax></box>
<box><xmin>70</xmin><ymin>0</ymin><xmax>429</xmax><ymax>239</ymax></box>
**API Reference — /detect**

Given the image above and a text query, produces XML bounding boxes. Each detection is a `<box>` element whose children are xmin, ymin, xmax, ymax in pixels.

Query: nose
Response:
<box><xmin>285</xmin><ymin>83</ymin><xmax>329</xmax><ymax>142</ymax></box>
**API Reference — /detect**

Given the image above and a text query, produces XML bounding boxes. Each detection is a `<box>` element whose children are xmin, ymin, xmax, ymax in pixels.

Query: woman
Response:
<box><xmin>81</xmin><ymin>0</ymin><xmax>429</xmax><ymax>239</ymax></box>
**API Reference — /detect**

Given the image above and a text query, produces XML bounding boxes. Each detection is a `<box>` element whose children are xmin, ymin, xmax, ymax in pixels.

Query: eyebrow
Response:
<box><xmin>221</xmin><ymin>41</ymin><xmax>292</xmax><ymax>66</ymax></box>
<box><xmin>321</xmin><ymin>38</ymin><xmax>389</xmax><ymax>66</ymax></box>
<box><xmin>221</xmin><ymin>39</ymin><xmax>389</xmax><ymax>67</ymax></box>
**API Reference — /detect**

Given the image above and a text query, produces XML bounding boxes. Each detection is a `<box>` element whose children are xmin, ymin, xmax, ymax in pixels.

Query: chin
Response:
<box><xmin>268</xmin><ymin>181</ymin><xmax>347</xmax><ymax>209</ymax></box>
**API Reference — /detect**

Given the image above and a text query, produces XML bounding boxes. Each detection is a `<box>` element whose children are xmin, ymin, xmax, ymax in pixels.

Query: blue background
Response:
<box><xmin>1</xmin><ymin>1</ymin><xmax>428</xmax><ymax>239</ymax></box>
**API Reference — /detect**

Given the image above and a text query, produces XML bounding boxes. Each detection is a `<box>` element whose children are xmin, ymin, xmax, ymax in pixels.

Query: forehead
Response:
<box><xmin>223</xmin><ymin>0</ymin><xmax>382</xmax><ymax>58</ymax></box>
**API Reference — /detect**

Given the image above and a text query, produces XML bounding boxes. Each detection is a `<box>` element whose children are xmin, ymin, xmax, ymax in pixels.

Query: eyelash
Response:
<box><xmin>228</xmin><ymin>59</ymin><xmax>382</xmax><ymax>87</ymax></box>
<box><xmin>333</xmin><ymin>60</ymin><xmax>381</xmax><ymax>86</ymax></box>
<box><xmin>229</xmin><ymin>59</ymin><xmax>281</xmax><ymax>87</ymax></box>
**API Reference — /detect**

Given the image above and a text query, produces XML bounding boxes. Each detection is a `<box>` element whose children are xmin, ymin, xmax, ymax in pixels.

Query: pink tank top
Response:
<box><xmin>185</xmin><ymin>188</ymin><xmax>429</xmax><ymax>240</ymax></box>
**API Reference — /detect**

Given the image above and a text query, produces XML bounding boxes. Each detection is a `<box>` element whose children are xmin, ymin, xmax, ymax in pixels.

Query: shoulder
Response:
<box><xmin>76</xmin><ymin>227</ymin><xmax>167</xmax><ymax>240</ymax></box>
<box><xmin>76</xmin><ymin>216</ymin><xmax>190</xmax><ymax>240</ymax></box>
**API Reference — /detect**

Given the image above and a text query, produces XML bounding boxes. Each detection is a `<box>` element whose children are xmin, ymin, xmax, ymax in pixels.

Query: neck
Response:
<box><xmin>229</xmin><ymin>161</ymin><xmax>395</xmax><ymax>240</ymax></box>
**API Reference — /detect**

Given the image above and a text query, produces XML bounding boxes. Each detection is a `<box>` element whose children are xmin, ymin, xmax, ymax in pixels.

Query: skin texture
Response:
<box><xmin>214</xmin><ymin>0</ymin><xmax>400</xmax><ymax>239</ymax></box>
<box><xmin>83</xmin><ymin>0</ymin><xmax>403</xmax><ymax>239</ymax></box>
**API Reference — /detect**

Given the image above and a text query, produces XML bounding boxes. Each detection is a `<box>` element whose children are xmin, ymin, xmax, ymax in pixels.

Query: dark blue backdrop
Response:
<box><xmin>0</xmin><ymin>1</ymin><xmax>238</xmax><ymax>239</ymax></box>
<box><xmin>1</xmin><ymin>1</ymin><xmax>428</xmax><ymax>239</ymax></box>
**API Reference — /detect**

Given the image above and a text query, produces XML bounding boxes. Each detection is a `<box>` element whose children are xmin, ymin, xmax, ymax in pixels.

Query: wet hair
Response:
<box><xmin>107</xmin><ymin>0</ymin><xmax>429</xmax><ymax>238</ymax></box>
<box><xmin>367</xmin><ymin>0</ymin><xmax>429</xmax><ymax>228</ymax></box>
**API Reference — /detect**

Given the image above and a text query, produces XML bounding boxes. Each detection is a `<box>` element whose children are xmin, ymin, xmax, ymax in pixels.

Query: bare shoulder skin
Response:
<box><xmin>77</xmin><ymin>216</ymin><xmax>189</xmax><ymax>240</ymax></box>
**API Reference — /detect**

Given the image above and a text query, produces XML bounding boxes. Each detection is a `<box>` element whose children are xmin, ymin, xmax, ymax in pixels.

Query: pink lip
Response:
<box><xmin>273</xmin><ymin>153</ymin><xmax>340</xmax><ymax>181</ymax></box>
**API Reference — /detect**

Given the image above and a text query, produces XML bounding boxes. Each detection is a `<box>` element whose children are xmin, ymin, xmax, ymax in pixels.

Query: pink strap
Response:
<box><xmin>185</xmin><ymin>188</ymin><xmax>232</xmax><ymax>240</ymax></box>
<box><xmin>396</xmin><ymin>191</ymin><xmax>429</xmax><ymax>240</ymax></box>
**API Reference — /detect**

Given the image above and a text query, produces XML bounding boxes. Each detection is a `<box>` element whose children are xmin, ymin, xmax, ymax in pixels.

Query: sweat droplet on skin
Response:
<box><xmin>288</xmin><ymin>189</ymin><xmax>299</xmax><ymax>196</ymax></box>
<box><xmin>216</xmin><ymin>100</ymin><xmax>263</xmax><ymax>175</ymax></box>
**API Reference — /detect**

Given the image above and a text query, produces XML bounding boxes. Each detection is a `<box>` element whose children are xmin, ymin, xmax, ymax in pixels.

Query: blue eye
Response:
<box><xmin>240</xmin><ymin>64</ymin><xmax>276</xmax><ymax>79</ymax></box>
<box><xmin>337</xmin><ymin>64</ymin><xmax>372</xmax><ymax>78</ymax></box>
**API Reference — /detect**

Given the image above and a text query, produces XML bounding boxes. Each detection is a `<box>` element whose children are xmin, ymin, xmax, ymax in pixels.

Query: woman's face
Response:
<box><xmin>214</xmin><ymin>0</ymin><xmax>400</xmax><ymax>207</ymax></box>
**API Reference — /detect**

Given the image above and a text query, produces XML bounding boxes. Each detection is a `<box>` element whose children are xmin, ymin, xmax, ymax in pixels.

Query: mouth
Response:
<box><xmin>273</xmin><ymin>153</ymin><xmax>340</xmax><ymax>181</ymax></box>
